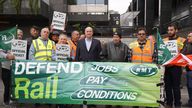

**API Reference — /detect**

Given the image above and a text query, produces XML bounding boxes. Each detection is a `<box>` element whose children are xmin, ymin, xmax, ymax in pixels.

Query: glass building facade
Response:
<box><xmin>68</xmin><ymin>0</ymin><xmax>105</xmax><ymax>5</ymax></box>
<box><xmin>67</xmin><ymin>0</ymin><xmax>108</xmax><ymax>16</ymax></box>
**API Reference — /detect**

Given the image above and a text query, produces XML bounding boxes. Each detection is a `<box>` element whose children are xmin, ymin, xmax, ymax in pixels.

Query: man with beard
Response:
<box><xmin>163</xmin><ymin>24</ymin><xmax>185</xmax><ymax>108</ymax></box>
<box><xmin>26</xmin><ymin>26</ymin><xmax>39</xmax><ymax>59</ymax></box>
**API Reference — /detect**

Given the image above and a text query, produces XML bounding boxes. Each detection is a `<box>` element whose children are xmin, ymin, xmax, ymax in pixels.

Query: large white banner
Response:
<box><xmin>56</xmin><ymin>44</ymin><xmax>70</xmax><ymax>61</ymax></box>
<box><xmin>11</xmin><ymin>40</ymin><xmax>27</xmax><ymax>60</ymax></box>
<box><xmin>165</xmin><ymin>40</ymin><xmax>178</xmax><ymax>57</ymax></box>
<box><xmin>52</xmin><ymin>11</ymin><xmax>66</xmax><ymax>31</ymax></box>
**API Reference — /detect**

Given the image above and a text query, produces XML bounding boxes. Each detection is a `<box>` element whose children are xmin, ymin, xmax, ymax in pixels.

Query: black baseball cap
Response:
<box><xmin>52</xmin><ymin>31</ymin><xmax>60</xmax><ymax>36</ymax></box>
<box><xmin>113</xmin><ymin>32</ymin><xmax>122</xmax><ymax>38</ymax></box>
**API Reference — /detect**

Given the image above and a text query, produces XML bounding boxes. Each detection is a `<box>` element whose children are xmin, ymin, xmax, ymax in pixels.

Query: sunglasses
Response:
<box><xmin>138</xmin><ymin>33</ymin><xmax>146</xmax><ymax>36</ymax></box>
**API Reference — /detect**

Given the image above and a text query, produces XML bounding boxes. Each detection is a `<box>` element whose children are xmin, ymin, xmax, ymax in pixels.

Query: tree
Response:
<box><xmin>29</xmin><ymin>0</ymin><xmax>39</xmax><ymax>14</ymax></box>
<box><xmin>0</xmin><ymin>0</ymin><xmax>6</xmax><ymax>13</ymax></box>
<box><xmin>11</xmin><ymin>0</ymin><xmax>22</xmax><ymax>14</ymax></box>
<box><xmin>72</xmin><ymin>23</ymin><xmax>83</xmax><ymax>34</ymax></box>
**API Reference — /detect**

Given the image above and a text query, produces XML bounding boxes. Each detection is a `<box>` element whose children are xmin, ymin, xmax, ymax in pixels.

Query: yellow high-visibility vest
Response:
<box><xmin>33</xmin><ymin>38</ymin><xmax>54</xmax><ymax>61</ymax></box>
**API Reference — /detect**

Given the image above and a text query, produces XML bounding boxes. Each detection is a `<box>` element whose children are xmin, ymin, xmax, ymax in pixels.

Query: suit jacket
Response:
<box><xmin>75</xmin><ymin>38</ymin><xmax>101</xmax><ymax>61</ymax></box>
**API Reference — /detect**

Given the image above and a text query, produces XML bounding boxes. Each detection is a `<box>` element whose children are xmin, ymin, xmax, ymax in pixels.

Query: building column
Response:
<box><xmin>159</xmin><ymin>0</ymin><xmax>172</xmax><ymax>33</ymax></box>
<box><xmin>137</xmin><ymin>0</ymin><xmax>145</xmax><ymax>26</ymax></box>
<box><xmin>145</xmin><ymin>0</ymin><xmax>155</xmax><ymax>34</ymax></box>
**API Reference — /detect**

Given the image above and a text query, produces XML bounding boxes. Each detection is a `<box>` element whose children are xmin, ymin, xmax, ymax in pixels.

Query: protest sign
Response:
<box><xmin>164</xmin><ymin>40</ymin><xmax>178</xmax><ymax>57</ymax></box>
<box><xmin>56</xmin><ymin>44</ymin><xmax>70</xmax><ymax>61</ymax></box>
<box><xmin>52</xmin><ymin>11</ymin><xmax>66</xmax><ymax>31</ymax></box>
<box><xmin>11</xmin><ymin>39</ymin><xmax>27</xmax><ymax>60</ymax></box>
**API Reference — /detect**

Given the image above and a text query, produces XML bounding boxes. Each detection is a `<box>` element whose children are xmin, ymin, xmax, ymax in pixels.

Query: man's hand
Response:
<box><xmin>6</xmin><ymin>53</ymin><xmax>15</xmax><ymax>60</ymax></box>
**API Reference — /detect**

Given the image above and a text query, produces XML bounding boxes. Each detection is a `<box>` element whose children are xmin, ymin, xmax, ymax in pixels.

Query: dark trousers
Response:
<box><xmin>186</xmin><ymin>71</ymin><xmax>192</xmax><ymax>104</ymax></box>
<box><xmin>2</xmin><ymin>68</ymin><xmax>11</xmax><ymax>103</ymax></box>
<box><xmin>164</xmin><ymin>66</ymin><xmax>182</xmax><ymax>107</ymax></box>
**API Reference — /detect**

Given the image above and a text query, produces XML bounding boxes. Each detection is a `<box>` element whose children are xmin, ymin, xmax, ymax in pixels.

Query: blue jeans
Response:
<box><xmin>186</xmin><ymin>71</ymin><xmax>192</xmax><ymax>104</ymax></box>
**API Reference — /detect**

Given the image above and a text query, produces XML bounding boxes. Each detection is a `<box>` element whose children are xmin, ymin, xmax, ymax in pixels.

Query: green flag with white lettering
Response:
<box><xmin>0</xmin><ymin>27</ymin><xmax>17</xmax><ymax>51</ymax></box>
<box><xmin>157</xmin><ymin>32</ymin><xmax>172</xmax><ymax>64</ymax></box>
<box><xmin>0</xmin><ymin>27</ymin><xmax>17</xmax><ymax>61</ymax></box>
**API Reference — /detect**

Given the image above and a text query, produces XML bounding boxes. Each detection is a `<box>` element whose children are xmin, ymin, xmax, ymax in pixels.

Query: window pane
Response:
<box><xmin>77</xmin><ymin>0</ymin><xmax>86</xmax><ymax>4</ymax></box>
<box><xmin>96</xmin><ymin>0</ymin><xmax>104</xmax><ymax>4</ymax></box>
<box><xmin>87</xmin><ymin>0</ymin><xmax>95</xmax><ymax>4</ymax></box>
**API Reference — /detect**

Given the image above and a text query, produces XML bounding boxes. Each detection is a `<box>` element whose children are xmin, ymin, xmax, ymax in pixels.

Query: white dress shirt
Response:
<box><xmin>85</xmin><ymin>38</ymin><xmax>92</xmax><ymax>51</ymax></box>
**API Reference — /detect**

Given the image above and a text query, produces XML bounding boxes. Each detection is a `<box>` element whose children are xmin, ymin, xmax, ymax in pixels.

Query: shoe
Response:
<box><xmin>182</xmin><ymin>103</ymin><xmax>192</xmax><ymax>107</ymax></box>
<box><xmin>165</xmin><ymin>105</ymin><xmax>172</xmax><ymax>108</ymax></box>
<box><xmin>2</xmin><ymin>102</ymin><xmax>9</xmax><ymax>107</ymax></box>
<box><xmin>3</xmin><ymin>102</ymin><xmax>9</xmax><ymax>105</ymax></box>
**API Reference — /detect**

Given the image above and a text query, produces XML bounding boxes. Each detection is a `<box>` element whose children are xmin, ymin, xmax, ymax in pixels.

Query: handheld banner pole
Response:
<box><xmin>83</xmin><ymin>100</ymin><xmax>87</xmax><ymax>108</ymax></box>
<box><xmin>153</xmin><ymin>27</ymin><xmax>159</xmax><ymax>65</ymax></box>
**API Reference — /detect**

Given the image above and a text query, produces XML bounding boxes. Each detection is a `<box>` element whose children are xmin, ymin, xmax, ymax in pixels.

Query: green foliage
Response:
<box><xmin>72</xmin><ymin>22</ymin><xmax>96</xmax><ymax>34</ymax></box>
<box><xmin>73</xmin><ymin>23</ymin><xmax>83</xmax><ymax>34</ymax></box>
<box><xmin>11</xmin><ymin>0</ymin><xmax>22</xmax><ymax>14</ymax></box>
<box><xmin>0</xmin><ymin>0</ymin><xmax>6</xmax><ymax>13</ymax></box>
<box><xmin>29</xmin><ymin>0</ymin><xmax>39</xmax><ymax>14</ymax></box>
<box><xmin>88</xmin><ymin>22</ymin><xmax>96</xmax><ymax>29</ymax></box>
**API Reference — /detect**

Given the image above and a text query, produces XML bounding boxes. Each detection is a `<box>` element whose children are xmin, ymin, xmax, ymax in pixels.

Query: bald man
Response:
<box><xmin>29</xmin><ymin>27</ymin><xmax>56</xmax><ymax>61</ymax></box>
<box><xmin>68</xmin><ymin>30</ymin><xmax>80</xmax><ymax>60</ymax></box>
<box><xmin>75</xmin><ymin>27</ymin><xmax>101</xmax><ymax>61</ymax></box>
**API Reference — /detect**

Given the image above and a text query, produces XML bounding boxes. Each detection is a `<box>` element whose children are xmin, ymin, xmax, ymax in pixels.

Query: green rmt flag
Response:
<box><xmin>0</xmin><ymin>27</ymin><xmax>17</xmax><ymax>51</ymax></box>
<box><xmin>157</xmin><ymin>32</ymin><xmax>172</xmax><ymax>64</ymax></box>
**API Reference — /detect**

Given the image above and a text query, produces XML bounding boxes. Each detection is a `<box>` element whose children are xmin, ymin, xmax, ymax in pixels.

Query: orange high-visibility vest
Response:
<box><xmin>163</xmin><ymin>37</ymin><xmax>186</xmax><ymax>52</ymax></box>
<box><xmin>68</xmin><ymin>40</ymin><xmax>77</xmax><ymax>60</ymax></box>
<box><xmin>131</xmin><ymin>39</ymin><xmax>154</xmax><ymax>63</ymax></box>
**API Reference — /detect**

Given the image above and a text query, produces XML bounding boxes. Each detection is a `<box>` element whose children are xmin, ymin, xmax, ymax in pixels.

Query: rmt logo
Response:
<box><xmin>54</xmin><ymin>12</ymin><xmax>66</xmax><ymax>20</ymax></box>
<box><xmin>12</xmin><ymin>41</ymin><xmax>26</xmax><ymax>48</ymax></box>
<box><xmin>57</xmin><ymin>46</ymin><xmax>69</xmax><ymax>51</ymax></box>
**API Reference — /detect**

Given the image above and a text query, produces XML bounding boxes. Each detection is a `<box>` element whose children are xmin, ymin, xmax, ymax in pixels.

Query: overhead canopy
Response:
<box><xmin>120</xmin><ymin>11</ymin><xmax>140</xmax><ymax>26</ymax></box>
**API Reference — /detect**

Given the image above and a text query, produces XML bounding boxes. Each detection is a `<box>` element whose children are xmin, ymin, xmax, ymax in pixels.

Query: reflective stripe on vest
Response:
<box><xmin>131</xmin><ymin>39</ymin><xmax>154</xmax><ymax>63</ymax></box>
<box><xmin>33</xmin><ymin>38</ymin><xmax>53</xmax><ymax>61</ymax></box>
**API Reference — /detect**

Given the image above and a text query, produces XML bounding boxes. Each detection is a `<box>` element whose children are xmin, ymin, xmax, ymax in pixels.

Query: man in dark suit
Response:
<box><xmin>75</xmin><ymin>26</ymin><xmax>101</xmax><ymax>61</ymax></box>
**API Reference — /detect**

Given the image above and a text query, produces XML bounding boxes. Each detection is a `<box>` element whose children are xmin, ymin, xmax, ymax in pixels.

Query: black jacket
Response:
<box><xmin>181</xmin><ymin>40</ymin><xmax>192</xmax><ymax>55</ymax></box>
<box><xmin>102</xmin><ymin>41</ymin><xmax>130</xmax><ymax>62</ymax></box>
<box><xmin>75</xmin><ymin>38</ymin><xmax>102</xmax><ymax>61</ymax></box>
<box><xmin>181</xmin><ymin>40</ymin><xmax>192</xmax><ymax>71</ymax></box>
<box><xmin>26</xmin><ymin>36</ymin><xmax>38</xmax><ymax>59</ymax></box>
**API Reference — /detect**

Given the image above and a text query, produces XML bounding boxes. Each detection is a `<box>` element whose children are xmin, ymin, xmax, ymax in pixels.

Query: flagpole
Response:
<box><xmin>16</xmin><ymin>24</ymin><xmax>18</xmax><ymax>37</ymax></box>
<box><xmin>153</xmin><ymin>27</ymin><xmax>159</xmax><ymax>64</ymax></box>
<box><xmin>16</xmin><ymin>24</ymin><xmax>18</xmax><ymax>29</ymax></box>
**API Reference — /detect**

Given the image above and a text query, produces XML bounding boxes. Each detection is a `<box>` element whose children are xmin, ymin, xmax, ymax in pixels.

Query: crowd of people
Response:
<box><xmin>0</xmin><ymin>24</ymin><xmax>192</xmax><ymax>108</ymax></box>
